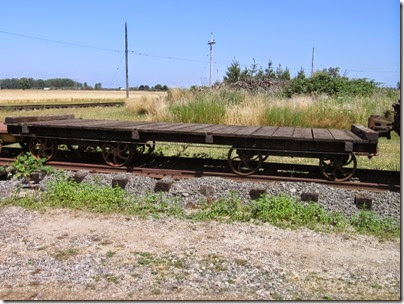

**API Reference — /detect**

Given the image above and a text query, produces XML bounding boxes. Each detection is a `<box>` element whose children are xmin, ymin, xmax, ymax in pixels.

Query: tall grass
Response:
<box><xmin>163</xmin><ymin>88</ymin><xmax>397</xmax><ymax>129</ymax></box>
<box><xmin>168</xmin><ymin>89</ymin><xmax>244</xmax><ymax>124</ymax></box>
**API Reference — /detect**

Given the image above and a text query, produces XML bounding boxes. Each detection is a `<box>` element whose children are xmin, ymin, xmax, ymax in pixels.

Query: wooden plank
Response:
<box><xmin>343</xmin><ymin>130</ymin><xmax>363</xmax><ymax>143</ymax></box>
<box><xmin>137</xmin><ymin>122</ymin><xmax>178</xmax><ymax>131</ymax></box>
<box><xmin>351</xmin><ymin>124</ymin><xmax>379</xmax><ymax>141</ymax></box>
<box><xmin>345</xmin><ymin>131</ymin><xmax>363</xmax><ymax>141</ymax></box>
<box><xmin>120</xmin><ymin>122</ymin><xmax>166</xmax><ymax>130</ymax></box>
<box><xmin>272</xmin><ymin>127</ymin><xmax>295</xmax><ymax>139</ymax></box>
<box><xmin>171</xmin><ymin>123</ymin><xmax>211</xmax><ymax>133</ymax></box>
<box><xmin>149</xmin><ymin>123</ymin><xmax>197</xmax><ymax>131</ymax></box>
<box><xmin>107</xmin><ymin>121</ymin><xmax>148</xmax><ymax>131</ymax></box>
<box><xmin>83</xmin><ymin>120</ymin><xmax>134</xmax><ymax>129</ymax></box>
<box><xmin>251</xmin><ymin>126</ymin><xmax>279</xmax><ymax>137</ymax></box>
<box><xmin>24</xmin><ymin>118</ymin><xmax>86</xmax><ymax>127</ymax></box>
<box><xmin>192</xmin><ymin>124</ymin><xmax>228</xmax><ymax>134</ymax></box>
<box><xmin>212</xmin><ymin>125</ymin><xmax>245</xmax><ymax>135</ymax></box>
<box><xmin>328</xmin><ymin>129</ymin><xmax>356</xmax><ymax>142</ymax></box>
<box><xmin>43</xmin><ymin>120</ymin><xmax>124</xmax><ymax>129</ymax></box>
<box><xmin>233</xmin><ymin>126</ymin><xmax>262</xmax><ymax>136</ymax></box>
<box><xmin>5</xmin><ymin>114</ymin><xmax>75</xmax><ymax>124</ymax></box>
<box><xmin>312</xmin><ymin>128</ymin><xmax>334</xmax><ymax>141</ymax></box>
<box><xmin>292</xmin><ymin>128</ymin><xmax>313</xmax><ymax>141</ymax></box>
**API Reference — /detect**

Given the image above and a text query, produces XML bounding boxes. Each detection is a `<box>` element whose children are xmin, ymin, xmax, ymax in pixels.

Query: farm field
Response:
<box><xmin>0</xmin><ymin>89</ymin><xmax>166</xmax><ymax>104</ymax></box>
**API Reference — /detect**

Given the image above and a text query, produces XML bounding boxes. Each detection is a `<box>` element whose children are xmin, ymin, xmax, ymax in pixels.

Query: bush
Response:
<box><xmin>8</xmin><ymin>152</ymin><xmax>53</xmax><ymax>179</ymax></box>
<box><xmin>285</xmin><ymin>72</ymin><xmax>378</xmax><ymax>97</ymax></box>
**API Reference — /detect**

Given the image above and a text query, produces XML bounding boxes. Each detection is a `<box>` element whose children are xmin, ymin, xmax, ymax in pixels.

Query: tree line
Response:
<box><xmin>0</xmin><ymin>77</ymin><xmax>169</xmax><ymax>91</ymax></box>
<box><xmin>223</xmin><ymin>59</ymin><xmax>380</xmax><ymax>97</ymax></box>
<box><xmin>0</xmin><ymin>78</ymin><xmax>84</xmax><ymax>90</ymax></box>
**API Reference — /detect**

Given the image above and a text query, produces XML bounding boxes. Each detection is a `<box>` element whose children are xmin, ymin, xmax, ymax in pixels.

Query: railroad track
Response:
<box><xmin>0</xmin><ymin>149</ymin><xmax>399</xmax><ymax>192</ymax></box>
<box><xmin>0</xmin><ymin>101</ymin><xmax>125</xmax><ymax>111</ymax></box>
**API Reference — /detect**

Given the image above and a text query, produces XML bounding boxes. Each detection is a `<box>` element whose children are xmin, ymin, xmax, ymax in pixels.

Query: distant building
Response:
<box><xmin>43</xmin><ymin>88</ymin><xmax>50</xmax><ymax>91</ymax></box>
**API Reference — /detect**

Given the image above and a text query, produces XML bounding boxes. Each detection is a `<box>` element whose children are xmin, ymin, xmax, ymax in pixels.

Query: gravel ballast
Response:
<box><xmin>31</xmin><ymin>171</ymin><xmax>401</xmax><ymax>221</ymax></box>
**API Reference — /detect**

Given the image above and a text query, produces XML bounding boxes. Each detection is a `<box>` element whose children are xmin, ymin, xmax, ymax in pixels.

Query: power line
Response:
<box><xmin>0</xmin><ymin>30</ymin><xmax>122</xmax><ymax>53</ymax></box>
<box><xmin>0</xmin><ymin>29</ymin><xmax>398</xmax><ymax>74</ymax></box>
<box><xmin>109</xmin><ymin>53</ymin><xmax>125</xmax><ymax>87</ymax></box>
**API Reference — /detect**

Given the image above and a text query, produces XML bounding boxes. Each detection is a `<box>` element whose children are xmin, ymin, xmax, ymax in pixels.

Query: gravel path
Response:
<box><xmin>0</xmin><ymin>173</ymin><xmax>400</xmax><ymax>300</ymax></box>
<box><xmin>0</xmin><ymin>206</ymin><xmax>399</xmax><ymax>300</ymax></box>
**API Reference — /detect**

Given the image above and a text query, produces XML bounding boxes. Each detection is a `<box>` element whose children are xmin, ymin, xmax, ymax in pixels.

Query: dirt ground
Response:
<box><xmin>0</xmin><ymin>206</ymin><xmax>400</xmax><ymax>300</ymax></box>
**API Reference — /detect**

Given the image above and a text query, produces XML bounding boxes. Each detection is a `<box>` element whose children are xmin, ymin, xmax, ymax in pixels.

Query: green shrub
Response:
<box><xmin>8</xmin><ymin>152</ymin><xmax>53</xmax><ymax>179</ymax></box>
<box><xmin>285</xmin><ymin>72</ymin><xmax>378</xmax><ymax>97</ymax></box>
<box><xmin>44</xmin><ymin>177</ymin><xmax>129</xmax><ymax>212</ymax></box>
<box><xmin>350</xmin><ymin>211</ymin><xmax>400</xmax><ymax>239</ymax></box>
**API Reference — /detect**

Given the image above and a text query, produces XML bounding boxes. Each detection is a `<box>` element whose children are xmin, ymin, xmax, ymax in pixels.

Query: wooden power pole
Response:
<box><xmin>208</xmin><ymin>33</ymin><xmax>216</xmax><ymax>86</ymax></box>
<box><xmin>125</xmin><ymin>22</ymin><xmax>129</xmax><ymax>98</ymax></box>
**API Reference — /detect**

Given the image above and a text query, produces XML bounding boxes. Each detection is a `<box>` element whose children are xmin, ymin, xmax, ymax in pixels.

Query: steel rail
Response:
<box><xmin>0</xmin><ymin>102</ymin><xmax>125</xmax><ymax>111</ymax></box>
<box><xmin>0</xmin><ymin>156</ymin><xmax>399</xmax><ymax>192</ymax></box>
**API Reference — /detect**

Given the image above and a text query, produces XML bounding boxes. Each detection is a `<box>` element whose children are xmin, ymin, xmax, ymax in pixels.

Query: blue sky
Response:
<box><xmin>0</xmin><ymin>0</ymin><xmax>400</xmax><ymax>88</ymax></box>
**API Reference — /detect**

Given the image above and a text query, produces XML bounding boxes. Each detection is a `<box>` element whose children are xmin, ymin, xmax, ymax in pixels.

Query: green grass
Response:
<box><xmin>169</xmin><ymin>98</ymin><xmax>226</xmax><ymax>124</ymax></box>
<box><xmin>2</xmin><ymin>176</ymin><xmax>398</xmax><ymax>241</ymax></box>
<box><xmin>5</xmin><ymin>174</ymin><xmax>185</xmax><ymax>218</ymax></box>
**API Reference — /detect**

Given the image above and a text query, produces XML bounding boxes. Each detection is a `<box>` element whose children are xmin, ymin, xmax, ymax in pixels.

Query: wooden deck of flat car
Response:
<box><xmin>4</xmin><ymin>115</ymin><xmax>379</xmax><ymax>180</ymax></box>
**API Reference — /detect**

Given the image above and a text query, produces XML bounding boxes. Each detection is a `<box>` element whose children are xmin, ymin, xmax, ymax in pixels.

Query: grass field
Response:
<box><xmin>0</xmin><ymin>88</ymin><xmax>399</xmax><ymax>171</ymax></box>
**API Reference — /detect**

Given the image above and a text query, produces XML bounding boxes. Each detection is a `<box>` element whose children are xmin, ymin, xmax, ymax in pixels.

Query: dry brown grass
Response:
<box><xmin>0</xmin><ymin>89</ymin><xmax>167</xmax><ymax>104</ymax></box>
<box><xmin>125</xmin><ymin>94</ymin><xmax>172</xmax><ymax>121</ymax></box>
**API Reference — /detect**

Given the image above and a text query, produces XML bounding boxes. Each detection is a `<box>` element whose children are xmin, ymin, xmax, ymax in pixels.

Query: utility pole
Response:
<box><xmin>311</xmin><ymin>47</ymin><xmax>315</xmax><ymax>77</ymax></box>
<box><xmin>208</xmin><ymin>32</ymin><xmax>216</xmax><ymax>86</ymax></box>
<box><xmin>125</xmin><ymin>22</ymin><xmax>129</xmax><ymax>98</ymax></box>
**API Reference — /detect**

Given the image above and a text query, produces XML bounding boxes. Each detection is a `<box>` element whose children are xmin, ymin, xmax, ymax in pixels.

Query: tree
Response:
<box><xmin>322</xmin><ymin>67</ymin><xmax>340</xmax><ymax>78</ymax></box>
<box><xmin>94</xmin><ymin>83</ymin><xmax>102</xmax><ymax>90</ymax></box>
<box><xmin>265</xmin><ymin>60</ymin><xmax>276</xmax><ymax>78</ymax></box>
<box><xmin>248</xmin><ymin>58</ymin><xmax>258</xmax><ymax>77</ymax></box>
<box><xmin>276</xmin><ymin>64</ymin><xmax>284</xmax><ymax>79</ymax></box>
<box><xmin>296</xmin><ymin>67</ymin><xmax>306</xmax><ymax>79</ymax></box>
<box><xmin>282</xmin><ymin>67</ymin><xmax>291</xmax><ymax>80</ymax></box>
<box><xmin>19</xmin><ymin>77</ymin><xmax>33</xmax><ymax>90</ymax></box>
<box><xmin>223</xmin><ymin>59</ymin><xmax>241</xmax><ymax>84</ymax></box>
<box><xmin>153</xmin><ymin>84</ymin><xmax>163</xmax><ymax>91</ymax></box>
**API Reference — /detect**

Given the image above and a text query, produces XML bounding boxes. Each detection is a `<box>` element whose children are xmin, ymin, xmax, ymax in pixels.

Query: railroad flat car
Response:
<box><xmin>4</xmin><ymin>114</ymin><xmax>379</xmax><ymax>181</ymax></box>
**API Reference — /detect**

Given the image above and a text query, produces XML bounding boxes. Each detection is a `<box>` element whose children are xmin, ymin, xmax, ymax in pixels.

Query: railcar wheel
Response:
<box><xmin>19</xmin><ymin>140</ymin><xmax>30</xmax><ymax>152</ymax></box>
<box><xmin>228</xmin><ymin>148</ymin><xmax>263</xmax><ymax>176</ymax></box>
<box><xmin>319</xmin><ymin>154</ymin><xmax>357</xmax><ymax>181</ymax></box>
<box><xmin>101</xmin><ymin>142</ymin><xmax>133</xmax><ymax>167</ymax></box>
<box><xmin>135</xmin><ymin>141</ymin><xmax>156</xmax><ymax>155</ymax></box>
<box><xmin>28</xmin><ymin>138</ymin><xmax>57</xmax><ymax>161</ymax></box>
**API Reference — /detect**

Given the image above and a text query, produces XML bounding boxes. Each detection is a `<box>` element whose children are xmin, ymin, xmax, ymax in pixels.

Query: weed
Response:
<box><xmin>3</xmin><ymin>174</ymin><xmax>399</xmax><ymax>241</ymax></box>
<box><xmin>53</xmin><ymin>248</ymin><xmax>80</xmax><ymax>260</ymax></box>
<box><xmin>7</xmin><ymin>152</ymin><xmax>53</xmax><ymax>179</ymax></box>
<box><xmin>104</xmin><ymin>274</ymin><xmax>119</xmax><ymax>284</ymax></box>
<box><xmin>106</xmin><ymin>251</ymin><xmax>116</xmax><ymax>258</ymax></box>
<box><xmin>350</xmin><ymin>211</ymin><xmax>400</xmax><ymax>239</ymax></box>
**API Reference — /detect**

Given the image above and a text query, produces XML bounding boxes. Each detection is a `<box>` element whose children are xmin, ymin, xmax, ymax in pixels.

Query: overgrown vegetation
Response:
<box><xmin>6</xmin><ymin>152</ymin><xmax>53</xmax><ymax>179</ymax></box>
<box><xmin>285</xmin><ymin>68</ymin><xmax>378</xmax><ymax>97</ymax></box>
<box><xmin>169</xmin><ymin>89</ymin><xmax>244</xmax><ymax>124</ymax></box>
<box><xmin>1</xmin><ymin>175</ymin><xmax>399</xmax><ymax>240</ymax></box>
<box><xmin>222</xmin><ymin>59</ymin><xmax>380</xmax><ymax>97</ymax></box>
